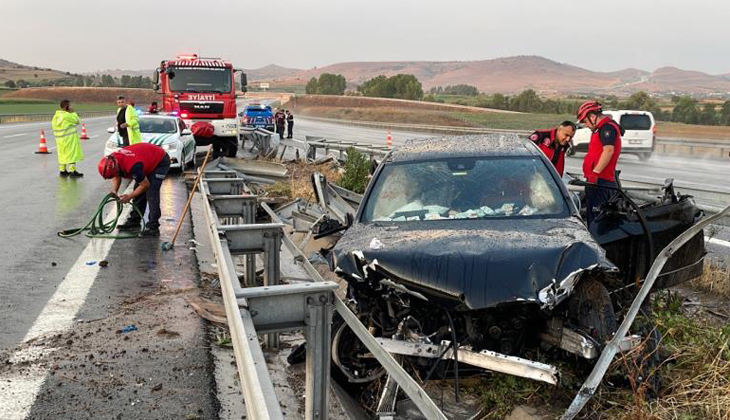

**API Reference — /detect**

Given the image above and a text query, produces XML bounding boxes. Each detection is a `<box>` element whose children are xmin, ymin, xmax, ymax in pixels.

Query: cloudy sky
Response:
<box><xmin>3</xmin><ymin>0</ymin><xmax>729</xmax><ymax>74</ymax></box>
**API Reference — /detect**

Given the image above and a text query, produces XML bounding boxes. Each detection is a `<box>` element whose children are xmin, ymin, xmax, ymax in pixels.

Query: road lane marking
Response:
<box><xmin>707</xmin><ymin>237</ymin><xmax>730</xmax><ymax>249</ymax></box>
<box><xmin>3</xmin><ymin>133</ymin><xmax>26</xmax><ymax>138</ymax></box>
<box><xmin>0</xmin><ymin>190</ymin><xmax>132</xmax><ymax>420</ymax></box>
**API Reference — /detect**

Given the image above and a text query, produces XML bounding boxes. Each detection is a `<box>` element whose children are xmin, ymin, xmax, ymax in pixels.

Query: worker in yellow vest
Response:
<box><xmin>116</xmin><ymin>96</ymin><xmax>142</xmax><ymax>145</ymax></box>
<box><xmin>51</xmin><ymin>99</ymin><xmax>84</xmax><ymax>177</ymax></box>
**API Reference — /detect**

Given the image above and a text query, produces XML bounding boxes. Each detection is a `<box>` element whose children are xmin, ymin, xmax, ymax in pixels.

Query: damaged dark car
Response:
<box><xmin>327</xmin><ymin>134</ymin><xmax>705</xmax><ymax>392</ymax></box>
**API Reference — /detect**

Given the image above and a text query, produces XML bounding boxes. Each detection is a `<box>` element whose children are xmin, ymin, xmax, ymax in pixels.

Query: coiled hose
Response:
<box><xmin>57</xmin><ymin>193</ymin><xmax>145</xmax><ymax>239</ymax></box>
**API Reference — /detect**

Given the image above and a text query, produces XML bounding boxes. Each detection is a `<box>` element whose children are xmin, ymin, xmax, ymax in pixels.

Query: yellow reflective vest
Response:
<box><xmin>126</xmin><ymin>106</ymin><xmax>142</xmax><ymax>145</ymax></box>
<box><xmin>51</xmin><ymin>110</ymin><xmax>84</xmax><ymax>164</ymax></box>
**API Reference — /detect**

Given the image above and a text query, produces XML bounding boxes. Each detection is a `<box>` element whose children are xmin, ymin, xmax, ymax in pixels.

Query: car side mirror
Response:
<box><xmin>107</xmin><ymin>127</ymin><xmax>116</xmax><ymax>133</ymax></box>
<box><xmin>181</xmin><ymin>129</ymin><xmax>192</xmax><ymax>136</ymax></box>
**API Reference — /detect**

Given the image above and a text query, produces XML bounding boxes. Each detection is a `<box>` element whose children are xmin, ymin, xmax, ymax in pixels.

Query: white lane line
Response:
<box><xmin>707</xmin><ymin>237</ymin><xmax>730</xmax><ymax>249</ymax></box>
<box><xmin>3</xmin><ymin>133</ymin><xmax>26</xmax><ymax>138</ymax></box>
<box><xmin>90</xmin><ymin>134</ymin><xmax>99</xmax><ymax>139</ymax></box>
<box><xmin>0</xmin><ymin>192</ymin><xmax>132</xmax><ymax>420</ymax></box>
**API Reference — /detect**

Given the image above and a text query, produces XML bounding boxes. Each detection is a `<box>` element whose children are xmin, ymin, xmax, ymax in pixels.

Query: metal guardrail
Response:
<box><xmin>200</xmin><ymin>167</ymin><xmax>449</xmax><ymax>419</ymax></box>
<box><xmin>0</xmin><ymin>111</ymin><xmax>115</xmax><ymax>124</ymax></box>
<box><xmin>300</xmin><ymin>116</ymin><xmax>730</xmax><ymax>157</ymax></box>
<box><xmin>200</xmin><ymin>171</ymin><xmax>339</xmax><ymax>420</ymax></box>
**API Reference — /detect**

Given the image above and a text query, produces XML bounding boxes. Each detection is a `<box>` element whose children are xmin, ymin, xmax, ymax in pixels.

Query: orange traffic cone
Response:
<box><xmin>80</xmin><ymin>123</ymin><xmax>90</xmax><ymax>140</ymax></box>
<box><xmin>386</xmin><ymin>130</ymin><xmax>393</xmax><ymax>148</ymax></box>
<box><xmin>35</xmin><ymin>130</ymin><xmax>51</xmax><ymax>154</ymax></box>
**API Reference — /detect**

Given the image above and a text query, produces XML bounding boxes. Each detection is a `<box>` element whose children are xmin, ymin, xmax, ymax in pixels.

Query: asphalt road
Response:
<box><xmin>0</xmin><ymin>116</ymin><xmax>217</xmax><ymax>419</ymax></box>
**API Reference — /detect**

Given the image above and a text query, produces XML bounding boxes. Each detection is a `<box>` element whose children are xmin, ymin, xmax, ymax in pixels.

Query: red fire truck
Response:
<box><xmin>153</xmin><ymin>54</ymin><xmax>247</xmax><ymax>157</ymax></box>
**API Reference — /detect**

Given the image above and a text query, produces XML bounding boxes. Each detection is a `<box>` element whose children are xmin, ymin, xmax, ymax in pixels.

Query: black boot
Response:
<box><xmin>68</xmin><ymin>171</ymin><xmax>84</xmax><ymax>178</ymax></box>
<box><xmin>59</xmin><ymin>171</ymin><xmax>69</xmax><ymax>177</ymax></box>
<box><xmin>117</xmin><ymin>218</ymin><xmax>142</xmax><ymax>231</ymax></box>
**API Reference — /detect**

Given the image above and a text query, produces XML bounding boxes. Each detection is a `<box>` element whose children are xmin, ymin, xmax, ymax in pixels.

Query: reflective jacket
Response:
<box><xmin>126</xmin><ymin>106</ymin><xmax>142</xmax><ymax>145</ymax></box>
<box><xmin>529</xmin><ymin>128</ymin><xmax>567</xmax><ymax>176</ymax></box>
<box><xmin>582</xmin><ymin>117</ymin><xmax>622</xmax><ymax>182</ymax></box>
<box><xmin>51</xmin><ymin>110</ymin><xmax>84</xmax><ymax>164</ymax></box>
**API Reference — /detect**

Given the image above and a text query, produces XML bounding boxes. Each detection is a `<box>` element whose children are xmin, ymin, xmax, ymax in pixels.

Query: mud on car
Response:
<box><xmin>326</xmin><ymin>134</ymin><xmax>705</xmax><ymax>395</ymax></box>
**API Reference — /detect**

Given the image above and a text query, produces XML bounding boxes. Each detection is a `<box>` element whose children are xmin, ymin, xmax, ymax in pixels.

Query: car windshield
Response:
<box><xmin>362</xmin><ymin>157</ymin><xmax>568</xmax><ymax>222</ymax></box>
<box><xmin>619</xmin><ymin>114</ymin><xmax>652</xmax><ymax>130</ymax></box>
<box><xmin>140</xmin><ymin>118</ymin><xmax>177</xmax><ymax>134</ymax></box>
<box><xmin>168</xmin><ymin>67</ymin><xmax>232</xmax><ymax>94</ymax></box>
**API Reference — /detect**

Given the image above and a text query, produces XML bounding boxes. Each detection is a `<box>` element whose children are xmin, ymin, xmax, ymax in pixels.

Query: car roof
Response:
<box><xmin>389</xmin><ymin>134</ymin><xmax>540</xmax><ymax>163</ymax></box>
<box><xmin>139</xmin><ymin>114</ymin><xmax>179</xmax><ymax>120</ymax></box>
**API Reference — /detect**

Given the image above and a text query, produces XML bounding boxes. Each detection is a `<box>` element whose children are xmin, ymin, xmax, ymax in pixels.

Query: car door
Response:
<box><xmin>178</xmin><ymin>118</ymin><xmax>193</xmax><ymax>164</ymax></box>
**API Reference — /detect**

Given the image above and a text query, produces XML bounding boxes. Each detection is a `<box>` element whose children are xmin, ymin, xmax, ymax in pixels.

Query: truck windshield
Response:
<box><xmin>362</xmin><ymin>157</ymin><xmax>568</xmax><ymax>222</ymax></box>
<box><xmin>167</xmin><ymin>67</ymin><xmax>232</xmax><ymax>94</ymax></box>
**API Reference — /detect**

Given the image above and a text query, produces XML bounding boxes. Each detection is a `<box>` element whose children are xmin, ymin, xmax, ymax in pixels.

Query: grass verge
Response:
<box><xmin>0</xmin><ymin>98</ymin><xmax>117</xmax><ymax>115</ymax></box>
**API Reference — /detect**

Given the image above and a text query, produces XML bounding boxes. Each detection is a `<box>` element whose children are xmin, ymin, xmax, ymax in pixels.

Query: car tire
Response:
<box><xmin>187</xmin><ymin>148</ymin><xmax>196</xmax><ymax>169</ymax></box>
<box><xmin>567</xmin><ymin>277</ymin><xmax>617</xmax><ymax>343</ymax></box>
<box><xmin>638</xmin><ymin>153</ymin><xmax>651</xmax><ymax>161</ymax></box>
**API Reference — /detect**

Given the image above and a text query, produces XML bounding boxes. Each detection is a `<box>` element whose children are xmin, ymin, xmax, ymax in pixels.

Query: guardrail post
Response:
<box><xmin>304</xmin><ymin>291</ymin><xmax>334</xmax><ymax>420</ymax></box>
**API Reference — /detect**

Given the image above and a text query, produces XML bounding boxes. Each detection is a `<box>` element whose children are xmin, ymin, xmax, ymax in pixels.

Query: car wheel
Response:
<box><xmin>638</xmin><ymin>153</ymin><xmax>651</xmax><ymax>161</ymax></box>
<box><xmin>567</xmin><ymin>277</ymin><xmax>617</xmax><ymax>343</ymax></box>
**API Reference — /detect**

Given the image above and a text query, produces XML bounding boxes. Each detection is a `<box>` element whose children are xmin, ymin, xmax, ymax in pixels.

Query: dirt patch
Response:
<box><xmin>5</xmin><ymin>87</ymin><xmax>158</xmax><ymax>104</ymax></box>
<box><xmin>263</xmin><ymin>159</ymin><xmax>343</xmax><ymax>202</ymax></box>
<box><xmin>285</xmin><ymin>94</ymin><xmax>514</xmax><ymax>114</ymax></box>
<box><xmin>691</xmin><ymin>258</ymin><xmax>730</xmax><ymax>298</ymax></box>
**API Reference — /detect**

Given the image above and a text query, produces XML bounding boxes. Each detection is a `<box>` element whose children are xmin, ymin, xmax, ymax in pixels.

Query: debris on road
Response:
<box><xmin>98</xmin><ymin>260</ymin><xmax>108</xmax><ymax>268</ymax></box>
<box><xmin>121</xmin><ymin>325</ymin><xmax>138</xmax><ymax>334</ymax></box>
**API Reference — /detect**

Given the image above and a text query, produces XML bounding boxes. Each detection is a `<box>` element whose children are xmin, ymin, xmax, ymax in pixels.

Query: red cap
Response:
<box><xmin>576</xmin><ymin>101</ymin><xmax>603</xmax><ymax>122</ymax></box>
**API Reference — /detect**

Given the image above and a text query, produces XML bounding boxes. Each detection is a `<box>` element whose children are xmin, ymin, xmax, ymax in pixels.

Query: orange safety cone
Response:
<box><xmin>35</xmin><ymin>130</ymin><xmax>51</xmax><ymax>154</ymax></box>
<box><xmin>386</xmin><ymin>130</ymin><xmax>393</xmax><ymax>148</ymax></box>
<box><xmin>80</xmin><ymin>123</ymin><xmax>90</xmax><ymax>140</ymax></box>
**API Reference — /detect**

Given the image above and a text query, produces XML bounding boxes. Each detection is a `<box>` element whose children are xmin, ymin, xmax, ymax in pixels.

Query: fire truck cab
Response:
<box><xmin>153</xmin><ymin>54</ymin><xmax>247</xmax><ymax>157</ymax></box>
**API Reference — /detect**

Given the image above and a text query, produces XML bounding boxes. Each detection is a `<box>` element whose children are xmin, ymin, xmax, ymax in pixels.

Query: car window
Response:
<box><xmin>140</xmin><ymin>118</ymin><xmax>177</xmax><ymax>134</ymax></box>
<box><xmin>362</xmin><ymin>157</ymin><xmax>568</xmax><ymax>222</ymax></box>
<box><xmin>619</xmin><ymin>114</ymin><xmax>652</xmax><ymax>130</ymax></box>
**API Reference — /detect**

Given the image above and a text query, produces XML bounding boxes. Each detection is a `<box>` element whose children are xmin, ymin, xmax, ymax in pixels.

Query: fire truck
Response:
<box><xmin>152</xmin><ymin>54</ymin><xmax>247</xmax><ymax>157</ymax></box>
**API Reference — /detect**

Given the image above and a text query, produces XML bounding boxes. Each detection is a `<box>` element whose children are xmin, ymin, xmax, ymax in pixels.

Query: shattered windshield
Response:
<box><xmin>362</xmin><ymin>157</ymin><xmax>568</xmax><ymax>222</ymax></box>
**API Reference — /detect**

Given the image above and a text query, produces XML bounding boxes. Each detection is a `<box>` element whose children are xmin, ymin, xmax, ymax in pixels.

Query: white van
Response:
<box><xmin>569</xmin><ymin>110</ymin><xmax>656</xmax><ymax>161</ymax></box>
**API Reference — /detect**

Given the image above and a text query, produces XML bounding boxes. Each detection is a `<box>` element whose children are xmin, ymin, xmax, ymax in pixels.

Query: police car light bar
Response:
<box><xmin>177</xmin><ymin>54</ymin><xmax>199</xmax><ymax>60</ymax></box>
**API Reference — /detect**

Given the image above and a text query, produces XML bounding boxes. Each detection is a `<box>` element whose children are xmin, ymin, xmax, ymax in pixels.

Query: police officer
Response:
<box><xmin>116</xmin><ymin>96</ymin><xmax>141</xmax><ymax>146</ymax></box>
<box><xmin>52</xmin><ymin>99</ymin><xmax>84</xmax><ymax>177</ymax></box>
<box><xmin>528</xmin><ymin>121</ymin><xmax>575</xmax><ymax>176</ymax></box>
<box><xmin>275</xmin><ymin>109</ymin><xmax>286</xmax><ymax>139</ymax></box>
<box><xmin>285</xmin><ymin>110</ymin><xmax>294</xmax><ymax>138</ymax></box>
<box><xmin>97</xmin><ymin>143</ymin><xmax>171</xmax><ymax>237</ymax></box>
<box><xmin>576</xmin><ymin>101</ymin><xmax>623</xmax><ymax>227</ymax></box>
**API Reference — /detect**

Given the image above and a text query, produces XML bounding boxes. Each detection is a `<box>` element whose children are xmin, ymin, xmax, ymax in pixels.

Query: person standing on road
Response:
<box><xmin>528</xmin><ymin>121</ymin><xmax>575</xmax><ymax>176</ymax></box>
<box><xmin>285</xmin><ymin>110</ymin><xmax>294</xmax><ymax>138</ymax></box>
<box><xmin>116</xmin><ymin>96</ymin><xmax>142</xmax><ymax>146</ymax></box>
<box><xmin>275</xmin><ymin>109</ymin><xmax>286</xmax><ymax>139</ymax></box>
<box><xmin>576</xmin><ymin>101</ymin><xmax>623</xmax><ymax>227</ymax></box>
<box><xmin>97</xmin><ymin>143</ymin><xmax>171</xmax><ymax>237</ymax></box>
<box><xmin>126</xmin><ymin>98</ymin><xmax>142</xmax><ymax>145</ymax></box>
<box><xmin>51</xmin><ymin>99</ymin><xmax>84</xmax><ymax>177</ymax></box>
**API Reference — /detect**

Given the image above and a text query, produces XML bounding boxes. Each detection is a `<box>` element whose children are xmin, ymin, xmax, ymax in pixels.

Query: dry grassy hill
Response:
<box><xmin>0</xmin><ymin>59</ymin><xmax>71</xmax><ymax>84</ymax></box>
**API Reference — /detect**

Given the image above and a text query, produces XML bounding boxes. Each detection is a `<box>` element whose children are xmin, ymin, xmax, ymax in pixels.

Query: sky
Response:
<box><xmin>2</xmin><ymin>0</ymin><xmax>730</xmax><ymax>75</ymax></box>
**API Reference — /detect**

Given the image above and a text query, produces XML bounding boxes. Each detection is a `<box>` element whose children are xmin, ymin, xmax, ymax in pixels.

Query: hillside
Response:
<box><xmin>0</xmin><ymin>59</ymin><xmax>71</xmax><ymax>84</ymax></box>
<box><xmin>263</xmin><ymin>56</ymin><xmax>730</xmax><ymax>97</ymax></box>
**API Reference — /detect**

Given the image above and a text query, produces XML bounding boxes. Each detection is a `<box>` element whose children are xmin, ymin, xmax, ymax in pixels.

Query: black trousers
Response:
<box><xmin>128</xmin><ymin>155</ymin><xmax>171</xmax><ymax>230</ymax></box>
<box><xmin>276</xmin><ymin>124</ymin><xmax>285</xmax><ymax>139</ymax></box>
<box><xmin>287</xmin><ymin>121</ymin><xmax>294</xmax><ymax>138</ymax></box>
<box><xmin>119</xmin><ymin>132</ymin><xmax>130</xmax><ymax>147</ymax></box>
<box><xmin>585</xmin><ymin>178</ymin><xmax>616</xmax><ymax>227</ymax></box>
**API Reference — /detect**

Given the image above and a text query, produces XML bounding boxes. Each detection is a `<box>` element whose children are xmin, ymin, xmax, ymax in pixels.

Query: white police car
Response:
<box><xmin>104</xmin><ymin>114</ymin><xmax>197</xmax><ymax>169</ymax></box>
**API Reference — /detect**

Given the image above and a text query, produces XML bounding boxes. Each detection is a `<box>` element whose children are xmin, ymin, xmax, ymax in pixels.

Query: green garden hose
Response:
<box><xmin>57</xmin><ymin>193</ymin><xmax>145</xmax><ymax>239</ymax></box>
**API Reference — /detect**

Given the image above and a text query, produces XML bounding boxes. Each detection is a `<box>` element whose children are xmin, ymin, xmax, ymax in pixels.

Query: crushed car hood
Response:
<box><xmin>331</xmin><ymin>217</ymin><xmax>616</xmax><ymax>310</ymax></box>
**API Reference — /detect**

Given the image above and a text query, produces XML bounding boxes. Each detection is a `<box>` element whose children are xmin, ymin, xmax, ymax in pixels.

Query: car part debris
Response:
<box><xmin>560</xmin><ymin>204</ymin><xmax>730</xmax><ymax>420</ymax></box>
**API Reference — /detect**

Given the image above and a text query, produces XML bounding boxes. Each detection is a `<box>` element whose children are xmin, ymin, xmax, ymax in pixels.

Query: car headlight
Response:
<box><xmin>162</xmin><ymin>143</ymin><xmax>179</xmax><ymax>151</ymax></box>
<box><xmin>106</xmin><ymin>140</ymin><xmax>119</xmax><ymax>149</ymax></box>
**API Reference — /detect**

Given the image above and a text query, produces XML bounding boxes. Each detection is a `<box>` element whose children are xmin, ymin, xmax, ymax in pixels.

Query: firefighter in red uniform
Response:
<box><xmin>528</xmin><ymin>121</ymin><xmax>576</xmax><ymax>176</ymax></box>
<box><xmin>576</xmin><ymin>101</ymin><xmax>623</xmax><ymax>227</ymax></box>
<box><xmin>97</xmin><ymin>143</ymin><xmax>171</xmax><ymax>237</ymax></box>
